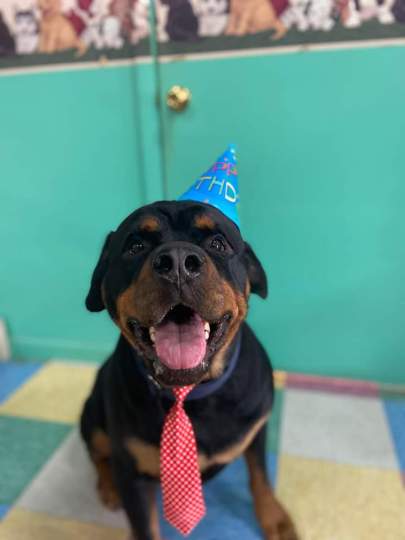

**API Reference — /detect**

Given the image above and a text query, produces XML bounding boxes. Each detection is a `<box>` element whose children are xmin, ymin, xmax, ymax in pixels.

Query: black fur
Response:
<box><xmin>85</xmin><ymin>232</ymin><xmax>113</xmax><ymax>312</ymax></box>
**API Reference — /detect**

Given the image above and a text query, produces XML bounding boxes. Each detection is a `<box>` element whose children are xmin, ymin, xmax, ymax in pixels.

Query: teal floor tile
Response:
<box><xmin>267</xmin><ymin>388</ymin><xmax>284</xmax><ymax>453</ymax></box>
<box><xmin>0</xmin><ymin>416</ymin><xmax>71</xmax><ymax>505</ymax></box>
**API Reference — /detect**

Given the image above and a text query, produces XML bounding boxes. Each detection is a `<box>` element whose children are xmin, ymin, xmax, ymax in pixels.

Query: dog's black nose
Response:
<box><xmin>152</xmin><ymin>243</ymin><xmax>205</xmax><ymax>283</ymax></box>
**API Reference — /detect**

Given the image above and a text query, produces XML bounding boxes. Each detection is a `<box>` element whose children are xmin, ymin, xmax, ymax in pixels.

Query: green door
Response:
<box><xmin>0</xmin><ymin>62</ymin><xmax>164</xmax><ymax>362</ymax></box>
<box><xmin>153</xmin><ymin>45</ymin><xmax>405</xmax><ymax>384</ymax></box>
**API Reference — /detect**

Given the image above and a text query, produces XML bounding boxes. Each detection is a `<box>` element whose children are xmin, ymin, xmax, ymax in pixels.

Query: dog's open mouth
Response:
<box><xmin>153</xmin><ymin>307</ymin><xmax>208</xmax><ymax>370</ymax></box>
<box><xmin>128</xmin><ymin>305</ymin><xmax>231</xmax><ymax>385</ymax></box>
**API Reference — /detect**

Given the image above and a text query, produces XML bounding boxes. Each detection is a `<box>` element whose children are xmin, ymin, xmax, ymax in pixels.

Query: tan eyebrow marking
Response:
<box><xmin>139</xmin><ymin>216</ymin><xmax>160</xmax><ymax>232</ymax></box>
<box><xmin>194</xmin><ymin>214</ymin><xmax>215</xmax><ymax>230</ymax></box>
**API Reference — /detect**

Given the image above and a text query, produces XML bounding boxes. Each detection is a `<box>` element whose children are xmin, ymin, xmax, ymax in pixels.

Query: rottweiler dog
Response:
<box><xmin>80</xmin><ymin>200</ymin><xmax>298</xmax><ymax>540</ymax></box>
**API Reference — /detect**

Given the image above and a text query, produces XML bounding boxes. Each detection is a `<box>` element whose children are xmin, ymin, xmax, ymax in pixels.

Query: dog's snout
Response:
<box><xmin>153</xmin><ymin>253</ymin><xmax>174</xmax><ymax>276</ymax></box>
<box><xmin>152</xmin><ymin>244</ymin><xmax>205</xmax><ymax>283</ymax></box>
<box><xmin>184</xmin><ymin>253</ymin><xmax>203</xmax><ymax>277</ymax></box>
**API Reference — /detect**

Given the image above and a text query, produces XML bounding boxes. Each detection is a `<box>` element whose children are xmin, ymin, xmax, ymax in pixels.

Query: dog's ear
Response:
<box><xmin>243</xmin><ymin>242</ymin><xmax>268</xmax><ymax>299</ymax></box>
<box><xmin>85</xmin><ymin>232</ymin><xmax>113</xmax><ymax>312</ymax></box>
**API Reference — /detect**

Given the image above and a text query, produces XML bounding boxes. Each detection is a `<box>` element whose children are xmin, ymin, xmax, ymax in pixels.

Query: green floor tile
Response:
<box><xmin>267</xmin><ymin>388</ymin><xmax>284</xmax><ymax>453</ymax></box>
<box><xmin>0</xmin><ymin>416</ymin><xmax>71</xmax><ymax>505</ymax></box>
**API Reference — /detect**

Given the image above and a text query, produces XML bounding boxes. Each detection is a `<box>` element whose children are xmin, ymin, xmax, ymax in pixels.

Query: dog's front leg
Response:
<box><xmin>112</xmin><ymin>452</ymin><xmax>161</xmax><ymax>540</ymax></box>
<box><xmin>245</xmin><ymin>423</ymin><xmax>299</xmax><ymax>540</ymax></box>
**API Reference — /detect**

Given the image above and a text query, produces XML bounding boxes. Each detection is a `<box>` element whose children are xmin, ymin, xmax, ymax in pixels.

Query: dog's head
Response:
<box><xmin>86</xmin><ymin>201</ymin><xmax>267</xmax><ymax>387</ymax></box>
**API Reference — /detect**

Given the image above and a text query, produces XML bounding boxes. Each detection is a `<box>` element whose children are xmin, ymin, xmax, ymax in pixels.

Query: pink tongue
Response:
<box><xmin>155</xmin><ymin>313</ymin><xmax>207</xmax><ymax>370</ymax></box>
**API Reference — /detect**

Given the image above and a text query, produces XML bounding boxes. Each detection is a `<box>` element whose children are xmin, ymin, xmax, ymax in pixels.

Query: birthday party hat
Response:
<box><xmin>178</xmin><ymin>145</ymin><xmax>240</xmax><ymax>228</ymax></box>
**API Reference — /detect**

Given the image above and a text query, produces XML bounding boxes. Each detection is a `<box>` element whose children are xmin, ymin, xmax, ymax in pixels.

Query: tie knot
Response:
<box><xmin>173</xmin><ymin>385</ymin><xmax>194</xmax><ymax>403</ymax></box>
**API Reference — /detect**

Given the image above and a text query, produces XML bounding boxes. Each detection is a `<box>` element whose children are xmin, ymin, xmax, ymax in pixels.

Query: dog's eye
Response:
<box><xmin>128</xmin><ymin>241</ymin><xmax>145</xmax><ymax>256</ymax></box>
<box><xmin>210</xmin><ymin>235</ymin><xmax>226</xmax><ymax>252</ymax></box>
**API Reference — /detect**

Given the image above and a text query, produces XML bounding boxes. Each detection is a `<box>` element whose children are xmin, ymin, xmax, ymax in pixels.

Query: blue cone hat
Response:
<box><xmin>178</xmin><ymin>145</ymin><xmax>240</xmax><ymax>228</ymax></box>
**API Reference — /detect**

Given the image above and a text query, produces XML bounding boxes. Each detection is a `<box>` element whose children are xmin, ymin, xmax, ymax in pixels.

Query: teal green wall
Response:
<box><xmin>0</xmin><ymin>64</ymin><xmax>163</xmax><ymax>360</ymax></box>
<box><xmin>1</xmin><ymin>46</ymin><xmax>405</xmax><ymax>384</ymax></box>
<box><xmin>160</xmin><ymin>47</ymin><xmax>405</xmax><ymax>384</ymax></box>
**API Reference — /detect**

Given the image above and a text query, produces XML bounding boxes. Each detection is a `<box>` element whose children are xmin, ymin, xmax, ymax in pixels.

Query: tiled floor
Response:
<box><xmin>0</xmin><ymin>360</ymin><xmax>404</xmax><ymax>540</ymax></box>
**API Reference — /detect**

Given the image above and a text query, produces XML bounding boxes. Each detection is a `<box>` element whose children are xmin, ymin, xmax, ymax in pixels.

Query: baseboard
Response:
<box><xmin>0</xmin><ymin>319</ymin><xmax>11</xmax><ymax>361</ymax></box>
<box><xmin>11</xmin><ymin>335</ymin><xmax>114</xmax><ymax>363</ymax></box>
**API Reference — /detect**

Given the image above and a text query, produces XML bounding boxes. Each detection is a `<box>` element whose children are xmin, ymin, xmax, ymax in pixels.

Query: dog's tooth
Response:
<box><xmin>204</xmin><ymin>322</ymin><xmax>210</xmax><ymax>332</ymax></box>
<box><xmin>149</xmin><ymin>327</ymin><xmax>156</xmax><ymax>343</ymax></box>
<box><xmin>204</xmin><ymin>330</ymin><xmax>210</xmax><ymax>341</ymax></box>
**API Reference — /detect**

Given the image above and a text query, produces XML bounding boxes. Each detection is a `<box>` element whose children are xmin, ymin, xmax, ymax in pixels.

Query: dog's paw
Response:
<box><xmin>97</xmin><ymin>478</ymin><xmax>121</xmax><ymax>511</ymax></box>
<box><xmin>261</xmin><ymin>498</ymin><xmax>299</xmax><ymax>540</ymax></box>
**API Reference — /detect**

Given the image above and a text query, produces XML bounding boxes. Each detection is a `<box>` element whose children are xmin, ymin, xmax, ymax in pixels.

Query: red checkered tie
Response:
<box><xmin>160</xmin><ymin>386</ymin><xmax>206</xmax><ymax>536</ymax></box>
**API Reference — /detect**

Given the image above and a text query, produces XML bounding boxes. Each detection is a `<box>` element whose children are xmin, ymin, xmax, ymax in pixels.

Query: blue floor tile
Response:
<box><xmin>0</xmin><ymin>504</ymin><xmax>10</xmax><ymax>519</ymax></box>
<box><xmin>160</xmin><ymin>453</ymin><xmax>278</xmax><ymax>540</ymax></box>
<box><xmin>384</xmin><ymin>399</ymin><xmax>405</xmax><ymax>472</ymax></box>
<box><xmin>0</xmin><ymin>362</ymin><xmax>43</xmax><ymax>404</ymax></box>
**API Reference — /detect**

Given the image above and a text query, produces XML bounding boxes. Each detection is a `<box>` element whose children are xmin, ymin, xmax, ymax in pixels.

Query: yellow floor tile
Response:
<box><xmin>0</xmin><ymin>508</ymin><xmax>126</xmax><ymax>540</ymax></box>
<box><xmin>277</xmin><ymin>454</ymin><xmax>405</xmax><ymax>540</ymax></box>
<box><xmin>0</xmin><ymin>362</ymin><xmax>97</xmax><ymax>424</ymax></box>
<box><xmin>274</xmin><ymin>370</ymin><xmax>287</xmax><ymax>389</ymax></box>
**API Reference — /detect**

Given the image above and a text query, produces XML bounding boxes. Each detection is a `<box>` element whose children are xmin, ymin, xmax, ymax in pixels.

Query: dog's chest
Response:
<box><xmin>125</xmin><ymin>413</ymin><xmax>268</xmax><ymax>479</ymax></box>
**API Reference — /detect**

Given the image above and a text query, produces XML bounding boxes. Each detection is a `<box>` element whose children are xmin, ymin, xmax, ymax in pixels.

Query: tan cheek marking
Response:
<box><xmin>194</xmin><ymin>214</ymin><xmax>215</xmax><ymax>230</ymax></box>
<box><xmin>114</xmin><ymin>284</ymin><xmax>139</xmax><ymax>348</ymax></box>
<box><xmin>115</xmin><ymin>261</ymin><xmax>162</xmax><ymax>352</ymax></box>
<box><xmin>139</xmin><ymin>216</ymin><xmax>160</xmax><ymax>232</ymax></box>
<box><xmin>208</xmin><ymin>285</ymin><xmax>248</xmax><ymax>380</ymax></box>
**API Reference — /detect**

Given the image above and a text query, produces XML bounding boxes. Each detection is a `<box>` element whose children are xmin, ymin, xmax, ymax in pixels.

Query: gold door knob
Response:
<box><xmin>166</xmin><ymin>85</ymin><xmax>192</xmax><ymax>112</ymax></box>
